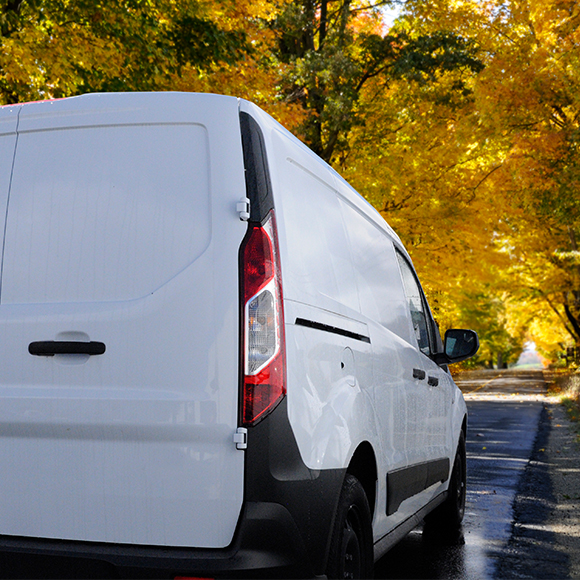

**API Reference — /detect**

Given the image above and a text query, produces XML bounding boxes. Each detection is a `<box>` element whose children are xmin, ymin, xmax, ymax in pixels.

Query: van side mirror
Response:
<box><xmin>434</xmin><ymin>329</ymin><xmax>479</xmax><ymax>365</ymax></box>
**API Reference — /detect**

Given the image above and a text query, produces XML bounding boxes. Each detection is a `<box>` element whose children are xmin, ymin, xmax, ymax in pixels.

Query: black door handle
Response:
<box><xmin>428</xmin><ymin>376</ymin><xmax>439</xmax><ymax>387</ymax></box>
<box><xmin>413</xmin><ymin>368</ymin><xmax>426</xmax><ymax>380</ymax></box>
<box><xmin>29</xmin><ymin>341</ymin><xmax>106</xmax><ymax>356</ymax></box>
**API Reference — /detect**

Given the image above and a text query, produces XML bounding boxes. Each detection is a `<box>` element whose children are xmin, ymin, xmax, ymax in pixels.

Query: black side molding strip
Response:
<box><xmin>29</xmin><ymin>341</ymin><xmax>106</xmax><ymax>357</ymax></box>
<box><xmin>386</xmin><ymin>457</ymin><xmax>450</xmax><ymax>516</ymax></box>
<box><xmin>295</xmin><ymin>318</ymin><xmax>371</xmax><ymax>344</ymax></box>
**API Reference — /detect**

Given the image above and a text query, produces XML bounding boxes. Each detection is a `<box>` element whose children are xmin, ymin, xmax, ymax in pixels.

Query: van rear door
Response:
<box><xmin>0</xmin><ymin>93</ymin><xmax>247</xmax><ymax>549</ymax></box>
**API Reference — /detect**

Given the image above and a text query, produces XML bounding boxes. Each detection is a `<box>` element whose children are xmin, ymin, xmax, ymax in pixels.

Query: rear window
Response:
<box><xmin>2</xmin><ymin>124</ymin><xmax>210</xmax><ymax>303</ymax></box>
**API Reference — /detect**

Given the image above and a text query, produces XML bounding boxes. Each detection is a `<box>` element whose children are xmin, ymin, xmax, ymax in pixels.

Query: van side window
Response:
<box><xmin>395</xmin><ymin>251</ymin><xmax>432</xmax><ymax>356</ymax></box>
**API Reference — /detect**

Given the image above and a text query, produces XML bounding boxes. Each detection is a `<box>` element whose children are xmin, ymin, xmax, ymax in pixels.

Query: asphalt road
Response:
<box><xmin>375</xmin><ymin>368</ymin><xmax>554</xmax><ymax>580</ymax></box>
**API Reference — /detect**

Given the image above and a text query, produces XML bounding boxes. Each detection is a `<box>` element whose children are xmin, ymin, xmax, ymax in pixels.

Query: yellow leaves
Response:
<box><xmin>200</xmin><ymin>0</ymin><xmax>283</xmax><ymax>24</ymax></box>
<box><xmin>553</xmin><ymin>250</ymin><xmax>580</xmax><ymax>267</ymax></box>
<box><xmin>336</xmin><ymin>1</ymin><xmax>580</xmax><ymax>360</ymax></box>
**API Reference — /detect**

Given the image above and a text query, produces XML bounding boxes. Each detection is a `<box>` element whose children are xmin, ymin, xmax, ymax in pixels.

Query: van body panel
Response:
<box><xmin>3</xmin><ymin>95</ymin><xmax>221</xmax><ymax>304</ymax></box>
<box><xmin>0</xmin><ymin>93</ymin><xmax>248</xmax><ymax>548</ymax></box>
<box><xmin>0</xmin><ymin>94</ymin><xmax>469</xmax><ymax>576</ymax></box>
<box><xmin>256</xmin><ymin>124</ymin><xmax>379</xmax><ymax>476</ymax></box>
<box><xmin>284</xmin><ymin>299</ymin><xmax>376</xmax><ymax>471</ymax></box>
<box><xmin>0</xmin><ymin>256</ymin><xmax>244</xmax><ymax>547</ymax></box>
<box><xmin>3</xmin><ymin>123</ymin><xmax>211</xmax><ymax>303</ymax></box>
<box><xmin>244</xmin><ymin>99</ymin><xmax>466</xmax><ymax>550</ymax></box>
<box><xmin>269</xmin><ymin>131</ymin><xmax>360</xmax><ymax>317</ymax></box>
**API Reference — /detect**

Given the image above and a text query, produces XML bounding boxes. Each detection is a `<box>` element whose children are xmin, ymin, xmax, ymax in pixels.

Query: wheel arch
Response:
<box><xmin>459</xmin><ymin>413</ymin><xmax>467</xmax><ymax>456</ymax></box>
<box><xmin>346</xmin><ymin>441</ymin><xmax>378</xmax><ymax>518</ymax></box>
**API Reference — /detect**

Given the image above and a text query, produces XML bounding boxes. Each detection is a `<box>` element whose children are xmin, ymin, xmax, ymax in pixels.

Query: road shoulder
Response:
<box><xmin>546</xmin><ymin>403</ymin><xmax>580</xmax><ymax>578</ymax></box>
<box><xmin>497</xmin><ymin>400</ymin><xmax>580</xmax><ymax>579</ymax></box>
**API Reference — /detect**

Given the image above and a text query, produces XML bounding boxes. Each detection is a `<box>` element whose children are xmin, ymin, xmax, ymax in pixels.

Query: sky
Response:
<box><xmin>381</xmin><ymin>3</ymin><xmax>403</xmax><ymax>28</ymax></box>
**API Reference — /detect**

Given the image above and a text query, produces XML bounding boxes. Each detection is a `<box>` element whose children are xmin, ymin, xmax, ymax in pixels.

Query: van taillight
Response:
<box><xmin>240</xmin><ymin>212</ymin><xmax>286</xmax><ymax>426</ymax></box>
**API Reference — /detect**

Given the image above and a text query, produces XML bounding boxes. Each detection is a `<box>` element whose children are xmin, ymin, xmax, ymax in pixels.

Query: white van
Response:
<box><xmin>0</xmin><ymin>93</ymin><xmax>478</xmax><ymax>578</ymax></box>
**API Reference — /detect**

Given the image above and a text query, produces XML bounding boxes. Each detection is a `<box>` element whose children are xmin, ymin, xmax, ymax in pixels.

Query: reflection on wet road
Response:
<box><xmin>375</xmin><ymin>369</ymin><xmax>549</xmax><ymax>580</ymax></box>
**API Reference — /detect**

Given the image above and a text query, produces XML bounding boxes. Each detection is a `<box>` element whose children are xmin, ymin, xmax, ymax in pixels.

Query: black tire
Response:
<box><xmin>326</xmin><ymin>474</ymin><xmax>374</xmax><ymax>579</ymax></box>
<box><xmin>425</xmin><ymin>430</ymin><xmax>466</xmax><ymax>531</ymax></box>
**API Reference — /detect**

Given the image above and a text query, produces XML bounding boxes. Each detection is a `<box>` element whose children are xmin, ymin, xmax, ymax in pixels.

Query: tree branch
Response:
<box><xmin>464</xmin><ymin>164</ymin><xmax>504</xmax><ymax>201</ymax></box>
<box><xmin>319</xmin><ymin>0</ymin><xmax>328</xmax><ymax>48</ymax></box>
<box><xmin>543</xmin><ymin>294</ymin><xmax>577</xmax><ymax>340</ymax></box>
<box><xmin>564</xmin><ymin>300</ymin><xmax>580</xmax><ymax>342</ymax></box>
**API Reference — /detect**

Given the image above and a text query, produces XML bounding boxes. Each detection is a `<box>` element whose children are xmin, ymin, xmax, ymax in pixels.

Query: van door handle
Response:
<box><xmin>428</xmin><ymin>376</ymin><xmax>439</xmax><ymax>387</ymax></box>
<box><xmin>413</xmin><ymin>368</ymin><xmax>426</xmax><ymax>380</ymax></box>
<box><xmin>29</xmin><ymin>341</ymin><xmax>106</xmax><ymax>356</ymax></box>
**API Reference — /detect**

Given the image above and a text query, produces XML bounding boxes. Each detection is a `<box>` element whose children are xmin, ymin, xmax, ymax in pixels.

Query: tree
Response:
<box><xmin>334</xmin><ymin>3</ymin><xmax>501</xmax><ymax>337</ymax></box>
<box><xmin>4</xmin><ymin>0</ymin><xmax>580</xmax><ymax>362</ymax></box>
<box><xmin>470</xmin><ymin>0</ymin><xmax>580</xmax><ymax>351</ymax></box>
<box><xmin>272</xmin><ymin>0</ymin><xmax>483</xmax><ymax>162</ymax></box>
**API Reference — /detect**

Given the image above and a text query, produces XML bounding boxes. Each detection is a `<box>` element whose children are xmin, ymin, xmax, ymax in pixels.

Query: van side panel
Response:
<box><xmin>245</xmin><ymin>103</ymin><xmax>460</xmax><ymax>549</ymax></box>
<box><xmin>272</xmin><ymin>157</ymin><xmax>359</xmax><ymax>312</ymax></box>
<box><xmin>338</xmin><ymin>199</ymin><xmax>413</xmax><ymax>345</ymax></box>
<box><xmin>334</xmin><ymin>183</ymin><xmax>456</xmax><ymax>537</ymax></box>
<box><xmin>261</xmin><ymin>127</ymin><xmax>377</xmax><ymax>477</ymax></box>
<box><xmin>0</xmin><ymin>94</ymin><xmax>247</xmax><ymax>548</ymax></box>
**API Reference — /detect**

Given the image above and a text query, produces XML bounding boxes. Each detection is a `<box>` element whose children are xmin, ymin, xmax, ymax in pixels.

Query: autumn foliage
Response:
<box><xmin>2</xmin><ymin>0</ymin><xmax>579</xmax><ymax>366</ymax></box>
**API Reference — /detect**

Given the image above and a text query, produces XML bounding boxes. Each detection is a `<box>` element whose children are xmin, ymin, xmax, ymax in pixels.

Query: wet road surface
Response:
<box><xmin>375</xmin><ymin>368</ymin><xmax>549</xmax><ymax>580</ymax></box>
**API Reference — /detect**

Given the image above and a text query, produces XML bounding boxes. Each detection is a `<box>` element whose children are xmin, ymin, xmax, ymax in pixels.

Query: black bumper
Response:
<box><xmin>0</xmin><ymin>501</ymin><xmax>314</xmax><ymax>579</ymax></box>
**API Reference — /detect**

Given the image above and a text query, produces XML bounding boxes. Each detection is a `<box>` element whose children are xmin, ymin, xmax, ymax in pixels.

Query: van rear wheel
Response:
<box><xmin>326</xmin><ymin>474</ymin><xmax>373</xmax><ymax>579</ymax></box>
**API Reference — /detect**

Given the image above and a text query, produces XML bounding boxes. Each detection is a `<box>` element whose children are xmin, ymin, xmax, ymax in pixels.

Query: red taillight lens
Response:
<box><xmin>240</xmin><ymin>212</ymin><xmax>286</xmax><ymax>426</ymax></box>
<box><xmin>242</xmin><ymin>224</ymin><xmax>274</xmax><ymax>303</ymax></box>
<box><xmin>242</xmin><ymin>350</ymin><xmax>285</xmax><ymax>425</ymax></box>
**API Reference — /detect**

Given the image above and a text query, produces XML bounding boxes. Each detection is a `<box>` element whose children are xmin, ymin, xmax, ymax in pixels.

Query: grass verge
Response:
<box><xmin>547</xmin><ymin>370</ymin><xmax>580</xmax><ymax>443</ymax></box>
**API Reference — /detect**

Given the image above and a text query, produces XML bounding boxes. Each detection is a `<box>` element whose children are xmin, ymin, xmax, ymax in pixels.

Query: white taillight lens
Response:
<box><xmin>246</xmin><ymin>281</ymin><xmax>280</xmax><ymax>375</ymax></box>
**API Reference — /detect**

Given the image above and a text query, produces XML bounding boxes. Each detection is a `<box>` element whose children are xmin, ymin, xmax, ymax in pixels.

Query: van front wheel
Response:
<box><xmin>425</xmin><ymin>430</ymin><xmax>466</xmax><ymax>531</ymax></box>
<box><xmin>326</xmin><ymin>474</ymin><xmax>373</xmax><ymax>579</ymax></box>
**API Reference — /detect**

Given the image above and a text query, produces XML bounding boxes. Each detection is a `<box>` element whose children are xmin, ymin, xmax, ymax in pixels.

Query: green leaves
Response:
<box><xmin>391</xmin><ymin>31</ymin><xmax>484</xmax><ymax>85</ymax></box>
<box><xmin>273</xmin><ymin>0</ymin><xmax>485</xmax><ymax>163</ymax></box>
<box><xmin>0</xmin><ymin>0</ymin><xmax>252</xmax><ymax>102</ymax></box>
<box><xmin>166</xmin><ymin>15</ymin><xmax>250</xmax><ymax>70</ymax></box>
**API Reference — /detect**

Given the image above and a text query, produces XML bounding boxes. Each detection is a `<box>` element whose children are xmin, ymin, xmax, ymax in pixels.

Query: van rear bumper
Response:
<box><xmin>0</xmin><ymin>502</ymin><xmax>317</xmax><ymax>579</ymax></box>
